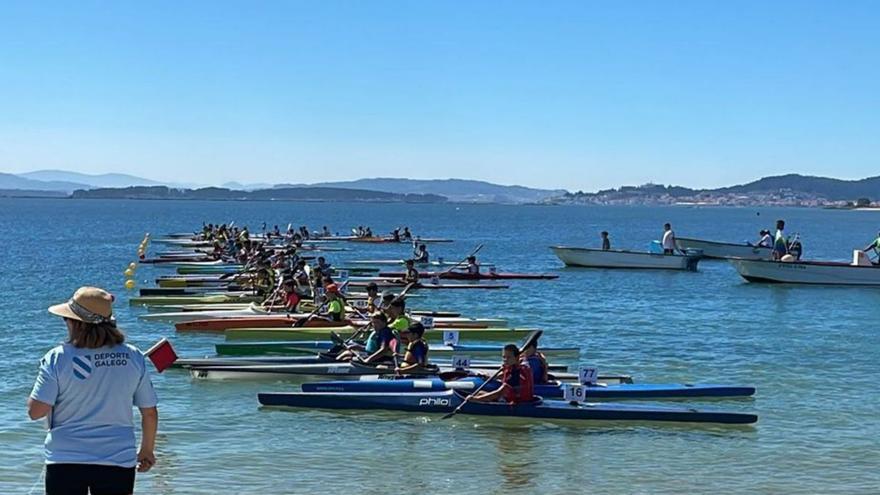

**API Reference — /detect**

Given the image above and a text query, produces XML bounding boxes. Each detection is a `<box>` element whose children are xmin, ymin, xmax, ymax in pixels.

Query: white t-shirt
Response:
<box><xmin>662</xmin><ymin>230</ymin><xmax>675</xmax><ymax>250</ymax></box>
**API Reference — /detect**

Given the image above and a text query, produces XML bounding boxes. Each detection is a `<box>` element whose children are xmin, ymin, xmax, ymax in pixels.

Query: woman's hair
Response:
<box><xmin>67</xmin><ymin>318</ymin><xmax>125</xmax><ymax>348</ymax></box>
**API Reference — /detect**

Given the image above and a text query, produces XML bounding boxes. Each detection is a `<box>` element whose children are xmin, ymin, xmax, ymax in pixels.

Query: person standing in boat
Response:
<box><xmin>862</xmin><ymin>231</ymin><xmax>880</xmax><ymax>263</ymax></box>
<box><xmin>471</xmin><ymin>344</ymin><xmax>535</xmax><ymax>404</ymax></box>
<box><xmin>413</xmin><ymin>243</ymin><xmax>429</xmax><ymax>263</ymax></box>
<box><xmin>661</xmin><ymin>223</ymin><xmax>677</xmax><ymax>255</ymax></box>
<box><xmin>29</xmin><ymin>287</ymin><xmax>159</xmax><ymax>495</ymax></box>
<box><xmin>772</xmin><ymin>220</ymin><xmax>788</xmax><ymax>260</ymax></box>
<box><xmin>600</xmin><ymin>231</ymin><xmax>611</xmax><ymax>251</ymax></box>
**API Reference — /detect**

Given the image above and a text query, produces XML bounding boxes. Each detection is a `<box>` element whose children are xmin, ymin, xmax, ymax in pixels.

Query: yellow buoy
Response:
<box><xmin>128</xmin><ymin>262</ymin><xmax>137</xmax><ymax>270</ymax></box>
<box><xmin>124</xmin><ymin>279</ymin><xmax>136</xmax><ymax>290</ymax></box>
<box><xmin>124</xmin><ymin>268</ymin><xmax>134</xmax><ymax>277</ymax></box>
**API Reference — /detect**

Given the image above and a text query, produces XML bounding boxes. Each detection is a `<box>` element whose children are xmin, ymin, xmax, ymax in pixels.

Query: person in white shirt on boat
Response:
<box><xmin>661</xmin><ymin>223</ymin><xmax>676</xmax><ymax>255</ymax></box>
<box><xmin>755</xmin><ymin>230</ymin><xmax>773</xmax><ymax>248</ymax></box>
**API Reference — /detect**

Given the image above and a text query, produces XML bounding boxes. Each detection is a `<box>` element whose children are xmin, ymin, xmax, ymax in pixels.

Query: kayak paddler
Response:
<box><xmin>395</xmin><ymin>322</ymin><xmax>430</xmax><ymax>373</ymax></box>
<box><xmin>402</xmin><ymin>259</ymin><xmax>420</xmax><ymax>285</ymax></box>
<box><xmin>521</xmin><ymin>338</ymin><xmax>549</xmax><ymax>385</ymax></box>
<box><xmin>391</xmin><ymin>228</ymin><xmax>401</xmax><ymax>242</ymax></box>
<box><xmin>471</xmin><ymin>344</ymin><xmax>535</xmax><ymax>404</ymax></box>
<box><xmin>413</xmin><ymin>243</ymin><xmax>429</xmax><ymax>263</ymax></box>
<box><xmin>365</xmin><ymin>282</ymin><xmax>382</xmax><ymax>313</ymax></box>
<box><xmin>323</xmin><ymin>284</ymin><xmax>345</xmax><ymax>322</ymax></box>
<box><xmin>402</xmin><ymin>227</ymin><xmax>412</xmax><ymax>240</ymax></box>
<box><xmin>465</xmin><ymin>255</ymin><xmax>480</xmax><ymax>275</ymax></box>
<box><xmin>340</xmin><ymin>312</ymin><xmax>396</xmax><ymax>364</ymax></box>
<box><xmin>386</xmin><ymin>299</ymin><xmax>412</xmax><ymax>337</ymax></box>
<box><xmin>282</xmin><ymin>279</ymin><xmax>301</xmax><ymax>313</ymax></box>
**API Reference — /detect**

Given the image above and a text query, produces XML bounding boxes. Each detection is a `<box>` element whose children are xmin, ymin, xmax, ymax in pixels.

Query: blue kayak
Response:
<box><xmin>258</xmin><ymin>389</ymin><xmax>758</xmax><ymax>424</ymax></box>
<box><xmin>301</xmin><ymin>377</ymin><xmax>756</xmax><ymax>399</ymax></box>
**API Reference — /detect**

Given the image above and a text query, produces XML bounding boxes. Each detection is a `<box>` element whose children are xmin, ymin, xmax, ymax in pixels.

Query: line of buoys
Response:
<box><xmin>128</xmin><ymin>234</ymin><xmax>150</xmax><ymax>290</ymax></box>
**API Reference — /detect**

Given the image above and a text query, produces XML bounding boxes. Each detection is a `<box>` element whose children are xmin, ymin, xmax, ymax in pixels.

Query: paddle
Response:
<box><xmin>440</xmin><ymin>330</ymin><xmax>542</xmax><ymax>420</ymax></box>
<box><xmin>438</xmin><ymin>244</ymin><xmax>484</xmax><ymax>277</ymax></box>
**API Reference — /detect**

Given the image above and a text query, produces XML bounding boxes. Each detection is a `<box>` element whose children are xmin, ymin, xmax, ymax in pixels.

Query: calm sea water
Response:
<box><xmin>1</xmin><ymin>198</ymin><xmax>879</xmax><ymax>494</ymax></box>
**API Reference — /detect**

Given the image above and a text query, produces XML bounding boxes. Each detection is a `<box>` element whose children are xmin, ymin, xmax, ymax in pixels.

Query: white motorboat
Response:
<box><xmin>730</xmin><ymin>251</ymin><xmax>880</xmax><ymax>286</ymax></box>
<box><xmin>675</xmin><ymin>237</ymin><xmax>773</xmax><ymax>260</ymax></box>
<box><xmin>551</xmin><ymin>246</ymin><xmax>700</xmax><ymax>271</ymax></box>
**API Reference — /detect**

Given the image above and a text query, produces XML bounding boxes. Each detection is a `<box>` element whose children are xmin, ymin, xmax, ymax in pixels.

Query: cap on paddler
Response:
<box><xmin>48</xmin><ymin>286</ymin><xmax>115</xmax><ymax>324</ymax></box>
<box><xmin>325</xmin><ymin>283</ymin><xmax>340</xmax><ymax>294</ymax></box>
<box><xmin>366</xmin><ymin>282</ymin><xmax>379</xmax><ymax>291</ymax></box>
<box><xmin>382</xmin><ymin>290</ymin><xmax>395</xmax><ymax>300</ymax></box>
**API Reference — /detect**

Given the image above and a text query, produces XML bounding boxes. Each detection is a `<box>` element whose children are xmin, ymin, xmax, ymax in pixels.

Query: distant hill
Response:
<box><xmin>0</xmin><ymin>172</ymin><xmax>89</xmax><ymax>192</ymax></box>
<box><xmin>278</xmin><ymin>178</ymin><xmax>567</xmax><ymax>204</ymax></box>
<box><xmin>18</xmin><ymin>170</ymin><xmax>203</xmax><ymax>189</ymax></box>
<box><xmin>72</xmin><ymin>186</ymin><xmax>447</xmax><ymax>203</ymax></box>
<box><xmin>714</xmin><ymin>174</ymin><xmax>880</xmax><ymax>201</ymax></box>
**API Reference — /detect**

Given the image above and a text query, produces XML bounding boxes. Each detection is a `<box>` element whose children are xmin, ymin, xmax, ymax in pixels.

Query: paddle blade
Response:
<box><xmin>518</xmin><ymin>330</ymin><xmax>544</xmax><ymax>352</ymax></box>
<box><xmin>145</xmin><ymin>338</ymin><xmax>178</xmax><ymax>373</ymax></box>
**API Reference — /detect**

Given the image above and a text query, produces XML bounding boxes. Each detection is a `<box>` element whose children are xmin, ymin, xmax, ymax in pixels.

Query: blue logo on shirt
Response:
<box><xmin>72</xmin><ymin>355</ymin><xmax>92</xmax><ymax>380</ymax></box>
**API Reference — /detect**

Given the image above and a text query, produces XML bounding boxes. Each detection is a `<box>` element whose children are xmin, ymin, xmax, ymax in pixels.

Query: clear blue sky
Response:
<box><xmin>1</xmin><ymin>1</ymin><xmax>878</xmax><ymax>191</ymax></box>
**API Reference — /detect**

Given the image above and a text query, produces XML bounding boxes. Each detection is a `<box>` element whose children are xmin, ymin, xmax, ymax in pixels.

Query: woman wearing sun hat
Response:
<box><xmin>28</xmin><ymin>286</ymin><xmax>159</xmax><ymax>495</ymax></box>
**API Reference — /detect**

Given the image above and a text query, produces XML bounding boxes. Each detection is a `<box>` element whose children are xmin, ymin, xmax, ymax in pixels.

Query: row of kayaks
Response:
<box><xmin>140</xmin><ymin>229</ymin><xmax>759</xmax><ymax>425</ymax></box>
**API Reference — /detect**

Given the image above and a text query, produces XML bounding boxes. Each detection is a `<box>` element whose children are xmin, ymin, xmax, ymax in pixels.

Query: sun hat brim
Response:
<box><xmin>48</xmin><ymin>302</ymin><xmax>83</xmax><ymax>322</ymax></box>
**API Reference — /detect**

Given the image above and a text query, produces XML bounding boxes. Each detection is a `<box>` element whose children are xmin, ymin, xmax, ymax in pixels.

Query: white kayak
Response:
<box><xmin>551</xmin><ymin>246</ymin><xmax>700</xmax><ymax>271</ymax></box>
<box><xmin>675</xmin><ymin>237</ymin><xmax>773</xmax><ymax>260</ymax></box>
<box><xmin>730</xmin><ymin>257</ymin><xmax>880</xmax><ymax>286</ymax></box>
<box><xmin>349</xmin><ymin>259</ymin><xmax>495</xmax><ymax>267</ymax></box>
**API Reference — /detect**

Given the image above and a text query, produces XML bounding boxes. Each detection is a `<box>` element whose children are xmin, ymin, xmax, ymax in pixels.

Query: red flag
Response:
<box><xmin>145</xmin><ymin>338</ymin><xmax>178</xmax><ymax>373</ymax></box>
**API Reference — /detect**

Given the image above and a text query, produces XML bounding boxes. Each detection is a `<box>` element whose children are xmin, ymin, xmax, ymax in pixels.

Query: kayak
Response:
<box><xmin>347</xmin><ymin>281</ymin><xmax>510</xmax><ymax>290</ymax></box>
<box><xmin>378</xmin><ymin>271</ymin><xmax>559</xmax><ymax>280</ymax></box>
<box><xmin>174</xmin><ymin>355</ymin><xmax>577</xmax><ymax>375</ymax></box>
<box><xmin>347</xmin><ymin>237</ymin><xmax>454</xmax><ymax>244</ymax></box>
<box><xmin>302</xmin><ymin>376</ymin><xmax>756</xmax><ymax>400</ymax></box>
<box><xmin>215</xmin><ymin>341</ymin><xmax>581</xmax><ymax>358</ymax></box>
<box><xmin>130</xmin><ymin>294</ymin><xmax>262</xmax><ymax>306</ymax></box>
<box><xmin>350</xmin><ymin>260</ymin><xmax>496</xmax><ymax>268</ymax></box>
<box><xmin>175</xmin><ymin>316</ymin><xmax>506</xmax><ymax>332</ymax></box>
<box><xmin>257</xmin><ymin>390</ymin><xmax>758</xmax><ymax>424</ymax></box>
<box><xmin>222</xmin><ymin>327</ymin><xmax>537</xmax><ymax>342</ymax></box>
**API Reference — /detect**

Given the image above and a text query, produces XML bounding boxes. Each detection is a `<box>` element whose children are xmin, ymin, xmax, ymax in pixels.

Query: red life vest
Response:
<box><xmin>501</xmin><ymin>364</ymin><xmax>534</xmax><ymax>404</ymax></box>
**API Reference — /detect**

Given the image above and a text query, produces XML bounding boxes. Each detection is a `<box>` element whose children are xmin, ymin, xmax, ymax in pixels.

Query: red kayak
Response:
<box><xmin>378</xmin><ymin>271</ymin><xmax>558</xmax><ymax>280</ymax></box>
<box><xmin>175</xmin><ymin>317</ymin><xmax>490</xmax><ymax>332</ymax></box>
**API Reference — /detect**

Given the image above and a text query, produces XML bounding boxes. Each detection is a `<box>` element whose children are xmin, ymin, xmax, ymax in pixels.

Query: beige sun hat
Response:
<box><xmin>48</xmin><ymin>286</ymin><xmax>115</xmax><ymax>324</ymax></box>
